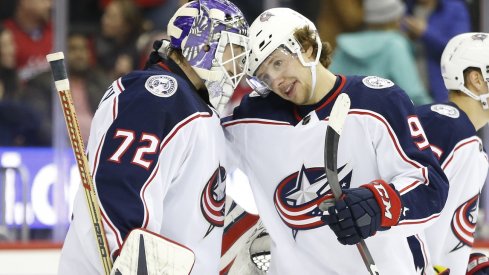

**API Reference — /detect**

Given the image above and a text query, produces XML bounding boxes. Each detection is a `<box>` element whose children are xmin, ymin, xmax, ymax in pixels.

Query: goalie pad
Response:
<box><xmin>111</xmin><ymin>228</ymin><xmax>195</xmax><ymax>275</ymax></box>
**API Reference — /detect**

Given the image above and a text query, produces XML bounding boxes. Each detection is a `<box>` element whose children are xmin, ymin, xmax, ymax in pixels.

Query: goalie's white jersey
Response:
<box><xmin>58</xmin><ymin>62</ymin><xmax>226</xmax><ymax>275</ymax></box>
<box><xmin>413</xmin><ymin>103</ymin><xmax>489</xmax><ymax>274</ymax></box>
<box><xmin>222</xmin><ymin>75</ymin><xmax>449</xmax><ymax>274</ymax></box>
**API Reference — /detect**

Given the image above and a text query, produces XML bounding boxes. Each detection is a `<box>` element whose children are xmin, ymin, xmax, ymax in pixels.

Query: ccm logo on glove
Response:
<box><xmin>363</xmin><ymin>180</ymin><xmax>402</xmax><ymax>227</ymax></box>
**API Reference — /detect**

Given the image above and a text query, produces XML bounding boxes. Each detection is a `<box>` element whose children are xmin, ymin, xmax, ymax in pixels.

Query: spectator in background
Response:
<box><xmin>19</xmin><ymin>32</ymin><xmax>109</xmax><ymax>146</ymax></box>
<box><xmin>0</xmin><ymin>26</ymin><xmax>17</xmax><ymax>101</ymax></box>
<box><xmin>100</xmin><ymin>0</ymin><xmax>179</xmax><ymax>31</ymax></box>
<box><xmin>2</xmin><ymin>0</ymin><xmax>53</xmax><ymax>82</ymax></box>
<box><xmin>402</xmin><ymin>0</ymin><xmax>471</xmax><ymax>102</ymax></box>
<box><xmin>331</xmin><ymin>0</ymin><xmax>431</xmax><ymax>105</ymax></box>
<box><xmin>0</xmin><ymin>25</ymin><xmax>40</xmax><ymax>146</ymax></box>
<box><xmin>65</xmin><ymin>32</ymin><xmax>111</xmax><ymax>144</ymax></box>
<box><xmin>95</xmin><ymin>0</ymin><xmax>145</xmax><ymax>79</ymax></box>
<box><xmin>316</xmin><ymin>0</ymin><xmax>363</xmax><ymax>50</ymax></box>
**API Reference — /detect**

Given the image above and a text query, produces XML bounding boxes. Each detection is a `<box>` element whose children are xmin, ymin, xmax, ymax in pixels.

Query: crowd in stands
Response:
<box><xmin>0</xmin><ymin>0</ymin><xmax>479</xmax><ymax>147</ymax></box>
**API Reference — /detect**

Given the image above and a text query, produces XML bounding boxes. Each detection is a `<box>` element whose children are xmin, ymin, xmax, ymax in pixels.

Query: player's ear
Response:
<box><xmin>302</xmin><ymin>46</ymin><xmax>314</xmax><ymax>61</ymax></box>
<box><xmin>468</xmin><ymin>70</ymin><xmax>486</xmax><ymax>93</ymax></box>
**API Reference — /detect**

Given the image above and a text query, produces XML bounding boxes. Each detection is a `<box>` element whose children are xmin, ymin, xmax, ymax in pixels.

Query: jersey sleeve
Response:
<box><xmin>359</xmin><ymin>86</ymin><xmax>449</xmax><ymax>236</ymax></box>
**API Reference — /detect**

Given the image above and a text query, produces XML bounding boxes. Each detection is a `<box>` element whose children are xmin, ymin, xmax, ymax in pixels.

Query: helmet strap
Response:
<box><xmin>459</xmin><ymin>84</ymin><xmax>489</xmax><ymax>110</ymax></box>
<box><xmin>307</xmin><ymin>66</ymin><xmax>317</xmax><ymax>102</ymax></box>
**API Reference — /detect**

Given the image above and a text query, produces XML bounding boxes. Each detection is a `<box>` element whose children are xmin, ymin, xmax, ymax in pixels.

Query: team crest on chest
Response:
<box><xmin>430</xmin><ymin>104</ymin><xmax>460</xmax><ymax>118</ymax></box>
<box><xmin>274</xmin><ymin>164</ymin><xmax>352</xmax><ymax>238</ymax></box>
<box><xmin>144</xmin><ymin>75</ymin><xmax>178</xmax><ymax>97</ymax></box>
<box><xmin>450</xmin><ymin>194</ymin><xmax>479</xmax><ymax>252</ymax></box>
<box><xmin>201</xmin><ymin>166</ymin><xmax>226</xmax><ymax>237</ymax></box>
<box><xmin>362</xmin><ymin>76</ymin><xmax>394</xmax><ymax>89</ymax></box>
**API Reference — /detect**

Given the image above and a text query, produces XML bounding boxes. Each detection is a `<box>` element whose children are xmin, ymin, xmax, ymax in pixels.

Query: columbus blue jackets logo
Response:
<box><xmin>144</xmin><ymin>75</ymin><xmax>177</xmax><ymax>97</ymax></box>
<box><xmin>430</xmin><ymin>104</ymin><xmax>460</xmax><ymax>118</ymax></box>
<box><xmin>201</xmin><ymin>166</ymin><xmax>226</xmax><ymax>237</ymax></box>
<box><xmin>362</xmin><ymin>76</ymin><xmax>394</xmax><ymax>90</ymax></box>
<box><xmin>274</xmin><ymin>164</ymin><xmax>352</xmax><ymax>238</ymax></box>
<box><xmin>450</xmin><ymin>194</ymin><xmax>479</xmax><ymax>251</ymax></box>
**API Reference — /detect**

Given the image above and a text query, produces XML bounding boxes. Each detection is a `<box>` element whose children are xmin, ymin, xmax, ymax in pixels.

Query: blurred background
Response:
<box><xmin>0</xmin><ymin>0</ymin><xmax>488</xmax><ymax>274</ymax></box>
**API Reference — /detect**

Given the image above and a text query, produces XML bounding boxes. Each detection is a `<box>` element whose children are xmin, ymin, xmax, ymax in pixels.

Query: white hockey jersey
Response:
<box><xmin>58</xmin><ymin>61</ymin><xmax>227</xmax><ymax>275</ymax></box>
<box><xmin>411</xmin><ymin>103</ymin><xmax>489</xmax><ymax>274</ymax></box>
<box><xmin>223</xmin><ymin>75</ymin><xmax>449</xmax><ymax>274</ymax></box>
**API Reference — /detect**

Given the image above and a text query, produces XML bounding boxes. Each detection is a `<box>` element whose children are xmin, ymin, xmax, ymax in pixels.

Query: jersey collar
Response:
<box><xmin>154</xmin><ymin>58</ymin><xmax>211</xmax><ymax>106</ymax></box>
<box><xmin>293</xmin><ymin>75</ymin><xmax>346</xmax><ymax>121</ymax></box>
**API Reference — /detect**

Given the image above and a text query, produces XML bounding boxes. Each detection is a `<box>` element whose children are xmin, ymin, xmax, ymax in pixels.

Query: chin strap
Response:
<box><xmin>307</xmin><ymin>66</ymin><xmax>317</xmax><ymax>102</ymax></box>
<box><xmin>459</xmin><ymin>83</ymin><xmax>489</xmax><ymax>110</ymax></box>
<box><xmin>295</xmin><ymin>33</ymin><xmax>322</xmax><ymax>103</ymax></box>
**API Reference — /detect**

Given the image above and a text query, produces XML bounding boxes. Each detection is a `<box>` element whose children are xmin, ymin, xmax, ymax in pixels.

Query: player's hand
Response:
<box><xmin>467</xmin><ymin>253</ymin><xmax>489</xmax><ymax>275</ymax></box>
<box><xmin>324</xmin><ymin>180</ymin><xmax>402</xmax><ymax>245</ymax></box>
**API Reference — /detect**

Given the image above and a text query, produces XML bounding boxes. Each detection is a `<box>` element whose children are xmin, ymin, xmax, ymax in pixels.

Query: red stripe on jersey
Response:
<box><xmin>157</xmin><ymin>62</ymin><xmax>172</xmax><ymax>72</ymax></box>
<box><xmin>398</xmin><ymin>213</ymin><xmax>440</xmax><ymax>225</ymax></box>
<box><xmin>415</xmin><ymin>234</ymin><xmax>429</xmax><ymax>271</ymax></box>
<box><xmin>223</xmin><ymin>119</ymin><xmax>291</xmax><ymax>127</ymax></box>
<box><xmin>142</xmin><ymin>163</ymin><xmax>160</xmax><ymax>228</ymax></box>
<box><xmin>221</xmin><ymin>213</ymin><xmax>260</xmax><ymax>254</ymax></box>
<box><xmin>112</xmin><ymin>95</ymin><xmax>118</xmax><ymax>120</ymax></box>
<box><xmin>316</xmin><ymin>75</ymin><xmax>346</xmax><ymax>111</ymax></box>
<box><xmin>350</xmin><ymin>110</ymin><xmax>425</xmax><ymax>170</ymax></box>
<box><xmin>159</xmin><ymin>112</ymin><xmax>213</xmax><ymax>151</ymax></box>
<box><xmin>116</xmin><ymin>78</ymin><xmax>124</xmax><ymax>92</ymax></box>
<box><xmin>442</xmin><ymin>138</ymin><xmax>480</xmax><ymax>170</ymax></box>
<box><xmin>101</xmin><ymin>210</ymin><xmax>123</xmax><ymax>250</ymax></box>
<box><xmin>293</xmin><ymin>75</ymin><xmax>346</xmax><ymax>121</ymax></box>
<box><xmin>92</xmin><ymin>133</ymin><xmax>106</xmax><ymax>176</ymax></box>
<box><xmin>220</xmin><ymin>258</ymin><xmax>235</xmax><ymax>275</ymax></box>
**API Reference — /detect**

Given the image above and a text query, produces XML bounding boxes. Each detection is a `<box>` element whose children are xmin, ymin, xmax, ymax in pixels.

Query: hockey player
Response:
<box><xmin>57</xmin><ymin>1</ymin><xmax>249</xmax><ymax>274</ymax></box>
<box><xmin>413</xmin><ymin>33</ymin><xmax>489</xmax><ymax>275</ymax></box>
<box><xmin>222</xmin><ymin>8</ymin><xmax>449</xmax><ymax>274</ymax></box>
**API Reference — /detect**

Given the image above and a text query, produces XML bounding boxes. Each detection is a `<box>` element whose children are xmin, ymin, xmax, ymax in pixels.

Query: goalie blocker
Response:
<box><xmin>111</xmin><ymin>229</ymin><xmax>195</xmax><ymax>275</ymax></box>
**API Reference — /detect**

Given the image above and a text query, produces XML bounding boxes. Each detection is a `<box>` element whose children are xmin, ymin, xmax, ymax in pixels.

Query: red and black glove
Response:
<box><xmin>467</xmin><ymin>253</ymin><xmax>489</xmax><ymax>275</ymax></box>
<box><xmin>324</xmin><ymin>180</ymin><xmax>402</xmax><ymax>245</ymax></box>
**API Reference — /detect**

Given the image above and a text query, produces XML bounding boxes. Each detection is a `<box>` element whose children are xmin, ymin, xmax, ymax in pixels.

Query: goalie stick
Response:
<box><xmin>46</xmin><ymin>52</ymin><xmax>112</xmax><ymax>275</ymax></box>
<box><xmin>322</xmin><ymin>93</ymin><xmax>379</xmax><ymax>275</ymax></box>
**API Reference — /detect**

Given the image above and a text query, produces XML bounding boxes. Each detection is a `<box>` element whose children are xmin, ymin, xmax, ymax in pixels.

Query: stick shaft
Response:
<box><xmin>46</xmin><ymin>52</ymin><xmax>113</xmax><ymax>274</ymax></box>
<box><xmin>325</xmin><ymin>94</ymin><xmax>379</xmax><ymax>275</ymax></box>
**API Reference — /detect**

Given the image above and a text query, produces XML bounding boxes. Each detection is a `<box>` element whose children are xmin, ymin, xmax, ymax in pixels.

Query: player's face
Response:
<box><xmin>222</xmin><ymin>44</ymin><xmax>246</xmax><ymax>79</ymax></box>
<box><xmin>255</xmin><ymin>47</ymin><xmax>313</xmax><ymax>105</ymax></box>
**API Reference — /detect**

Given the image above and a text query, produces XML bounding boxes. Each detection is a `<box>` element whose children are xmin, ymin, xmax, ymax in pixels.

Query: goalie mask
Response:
<box><xmin>167</xmin><ymin>0</ymin><xmax>249</xmax><ymax>113</ymax></box>
<box><xmin>441</xmin><ymin>33</ymin><xmax>489</xmax><ymax>109</ymax></box>
<box><xmin>246</xmin><ymin>8</ymin><xmax>321</xmax><ymax>99</ymax></box>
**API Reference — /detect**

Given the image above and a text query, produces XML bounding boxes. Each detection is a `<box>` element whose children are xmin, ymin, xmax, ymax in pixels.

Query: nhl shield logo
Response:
<box><xmin>472</xmin><ymin>33</ymin><xmax>488</xmax><ymax>41</ymax></box>
<box><xmin>259</xmin><ymin>12</ymin><xmax>274</xmax><ymax>22</ymax></box>
<box><xmin>144</xmin><ymin>75</ymin><xmax>178</xmax><ymax>97</ymax></box>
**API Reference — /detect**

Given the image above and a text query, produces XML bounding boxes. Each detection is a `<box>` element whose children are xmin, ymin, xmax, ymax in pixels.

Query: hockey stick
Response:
<box><xmin>46</xmin><ymin>52</ymin><xmax>112</xmax><ymax>275</ymax></box>
<box><xmin>323</xmin><ymin>93</ymin><xmax>379</xmax><ymax>275</ymax></box>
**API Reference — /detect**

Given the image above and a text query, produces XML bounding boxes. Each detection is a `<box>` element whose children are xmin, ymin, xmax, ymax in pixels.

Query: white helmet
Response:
<box><xmin>441</xmin><ymin>33</ymin><xmax>489</xmax><ymax>109</ymax></box>
<box><xmin>246</xmin><ymin>8</ymin><xmax>321</xmax><ymax>97</ymax></box>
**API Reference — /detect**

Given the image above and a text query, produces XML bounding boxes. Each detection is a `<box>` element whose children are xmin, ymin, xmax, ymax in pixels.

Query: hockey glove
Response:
<box><xmin>324</xmin><ymin>180</ymin><xmax>402</xmax><ymax>245</ymax></box>
<box><xmin>467</xmin><ymin>253</ymin><xmax>489</xmax><ymax>275</ymax></box>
